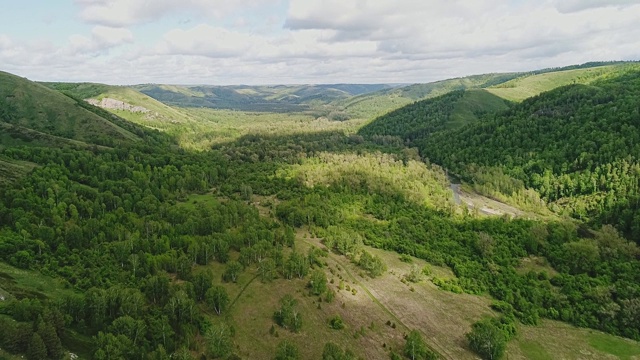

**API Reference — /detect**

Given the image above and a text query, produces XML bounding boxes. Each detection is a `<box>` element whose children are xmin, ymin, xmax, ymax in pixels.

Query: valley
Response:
<box><xmin>1</xmin><ymin>61</ymin><xmax>640</xmax><ymax>360</ymax></box>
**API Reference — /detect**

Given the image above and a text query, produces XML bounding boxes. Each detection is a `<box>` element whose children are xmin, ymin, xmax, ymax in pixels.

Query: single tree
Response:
<box><xmin>466</xmin><ymin>319</ymin><xmax>507</xmax><ymax>360</ymax></box>
<box><xmin>206</xmin><ymin>286</ymin><xmax>230</xmax><ymax>315</ymax></box>
<box><xmin>26</xmin><ymin>333</ymin><xmax>47</xmax><ymax>360</ymax></box>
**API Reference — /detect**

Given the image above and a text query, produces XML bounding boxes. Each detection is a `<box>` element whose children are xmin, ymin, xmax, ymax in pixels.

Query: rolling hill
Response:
<box><xmin>133</xmin><ymin>83</ymin><xmax>394</xmax><ymax>112</ymax></box>
<box><xmin>344</xmin><ymin>61</ymin><xmax>640</xmax><ymax>120</ymax></box>
<box><xmin>486</xmin><ymin>62</ymin><xmax>640</xmax><ymax>101</ymax></box>
<box><xmin>341</xmin><ymin>73</ymin><xmax>521</xmax><ymax>120</ymax></box>
<box><xmin>0</xmin><ymin>71</ymin><xmax>139</xmax><ymax>148</ymax></box>
<box><xmin>358</xmin><ymin>89</ymin><xmax>511</xmax><ymax>141</ymax></box>
<box><xmin>418</xmin><ymin>69</ymin><xmax>640</xmax><ymax>241</ymax></box>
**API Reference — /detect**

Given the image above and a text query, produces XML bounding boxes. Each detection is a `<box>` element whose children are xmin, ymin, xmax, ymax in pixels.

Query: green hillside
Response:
<box><xmin>45</xmin><ymin>83</ymin><xmax>195</xmax><ymax>125</ymax></box>
<box><xmin>344</xmin><ymin>62</ymin><xmax>639</xmax><ymax>120</ymax></box>
<box><xmin>358</xmin><ymin>89</ymin><xmax>511</xmax><ymax>141</ymax></box>
<box><xmin>0</xmin><ymin>72</ymin><xmax>139</xmax><ymax>147</ymax></box>
<box><xmin>487</xmin><ymin>63</ymin><xmax>640</xmax><ymax>101</ymax></box>
<box><xmin>342</xmin><ymin>73</ymin><xmax>520</xmax><ymax>120</ymax></box>
<box><xmin>422</xmin><ymin>70</ymin><xmax>640</xmax><ymax>240</ymax></box>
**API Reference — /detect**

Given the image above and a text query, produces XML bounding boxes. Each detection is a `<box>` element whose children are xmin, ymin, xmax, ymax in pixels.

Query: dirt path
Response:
<box><xmin>301</xmin><ymin>237</ymin><xmax>455</xmax><ymax>360</ymax></box>
<box><xmin>228</xmin><ymin>273</ymin><xmax>260</xmax><ymax>310</ymax></box>
<box><xmin>450</xmin><ymin>182</ymin><xmax>523</xmax><ymax>217</ymax></box>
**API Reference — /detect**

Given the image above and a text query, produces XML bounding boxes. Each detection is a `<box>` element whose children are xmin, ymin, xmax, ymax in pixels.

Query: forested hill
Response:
<box><xmin>340</xmin><ymin>73</ymin><xmax>520</xmax><ymax>120</ymax></box>
<box><xmin>133</xmin><ymin>83</ymin><xmax>393</xmax><ymax>112</ymax></box>
<box><xmin>357</xmin><ymin>89</ymin><xmax>511</xmax><ymax>141</ymax></box>
<box><xmin>0</xmin><ymin>72</ymin><xmax>143</xmax><ymax>148</ymax></box>
<box><xmin>421</xmin><ymin>70</ymin><xmax>640</xmax><ymax>241</ymax></box>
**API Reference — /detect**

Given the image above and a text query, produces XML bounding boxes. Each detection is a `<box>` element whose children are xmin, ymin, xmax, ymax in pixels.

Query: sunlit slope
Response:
<box><xmin>486</xmin><ymin>63</ymin><xmax>640</xmax><ymax>101</ymax></box>
<box><xmin>45</xmin><ymin>82</ymin><xmax>196</xmax><ymax>128</ymax></box>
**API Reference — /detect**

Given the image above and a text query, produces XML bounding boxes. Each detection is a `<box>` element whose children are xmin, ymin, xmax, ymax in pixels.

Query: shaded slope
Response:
<box><xmin>0</xmin><ymin>72</ymin><xmax>138</xmax><ymax>147</ymax></box>
<box><xmin>358</xmin><ymin>89</ymin><xmax>511</xmax><ymax>141</ymax></box>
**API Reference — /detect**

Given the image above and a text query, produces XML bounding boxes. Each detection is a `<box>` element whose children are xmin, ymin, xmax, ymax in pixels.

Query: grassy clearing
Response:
<box><xmin>0</xmin><ymin>262</ymin><xmax>75</xmax><ymax>300</ymax></box>
<box><xmin>222</xmin><ymin>229</ymin><xmax>404</xmax><ymax>359</ymax></box>
<box><xmin>294</xmin><ymin>227</ymin><xmax>494</xmax><ymax>360</ymax></box>
<box><xmin>518</xmin><ymin>340</ymin><xmax>553</xmax><ymax>360</ymax></box>
<box><xmin>517</xmin><ymin>256</ymin><xmax>559</xmax><ymax>277</ymax></box>
<box><xmin>0</xmin><ymin>157</ymin><xmax>36</xmax><ymax>184</ymax></box>
<box><xmin>588</xmin><ymin>332</ymin><xmax>640</xmax><ymax>359</ymax></box>
<box><xmin>509</xmin><ymin>320</ymin><xmax>640</xmax><ymax>359</ymax></box>
<box><xmin>350</xmin><ymin>244</ymin><xmax>494</xmax><ymax>360</ymax></box>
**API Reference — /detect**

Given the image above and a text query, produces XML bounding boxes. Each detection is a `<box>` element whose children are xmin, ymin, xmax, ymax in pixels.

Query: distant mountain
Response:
<box><xmin>133</xmin><ymin>83</ymin><xmax>394</xmax><ymax>112</ymax></box>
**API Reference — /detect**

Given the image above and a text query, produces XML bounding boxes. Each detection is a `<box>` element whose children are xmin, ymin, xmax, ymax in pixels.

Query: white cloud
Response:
<box><xmin>74</xmin><ymin>0</ymin><xmax>281</xmax><ymax>26</ymax></box>
<box><xmin>3</xmin><ymin>0</ymin><xmax>640</xmax><ymax>84</ymax></box>
<box><xmin>157</xmin><ymin>25</ymin><xmax>254</xmax><ymax>57</ymax></box>
<box><xmin>156</xmin><ymin>24</ymin><xmax>378</xmax><ymax>61</ymax></box>
<box><xmin>552</xmin><ymin>0</ymin><xmax>640</xmax><ymax>13</ymax></box>
<box><xmin>67</xmin><ymin>26</ymin><xmax>133</xmax><ymax>54</ymax></box>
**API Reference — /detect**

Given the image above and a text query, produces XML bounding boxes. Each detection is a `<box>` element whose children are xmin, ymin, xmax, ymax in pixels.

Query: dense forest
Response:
<box><xmin>361</xmin><ymin>69</ymin><xmax>640</xmax><ymax>243</ymax></box>
<box><xmin>421</xmin><ymin>71</ymin><xmax>640</xmax><ymax>242</ymax></box>
<box><xmin>1</xmin><ymin>66</ymin><xmax>640</xmax><ymax>359</ymax></box>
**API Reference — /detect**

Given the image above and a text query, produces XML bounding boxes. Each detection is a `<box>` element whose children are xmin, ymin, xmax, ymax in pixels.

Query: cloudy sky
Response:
<box><xmin>1</xmin><ymin>0</ymin><xmax>639</xmax><ymax>85</ymax></box>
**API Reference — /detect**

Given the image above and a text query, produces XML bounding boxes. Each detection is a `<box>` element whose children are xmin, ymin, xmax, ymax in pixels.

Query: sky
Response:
<box><xmin>1</xmin><ymin>0</ymin><xmax>639</xmax><ymax>85</ymax></box>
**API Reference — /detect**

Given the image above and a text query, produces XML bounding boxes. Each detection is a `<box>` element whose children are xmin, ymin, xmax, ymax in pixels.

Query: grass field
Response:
<box><xmin>0</xmin><ymin>262</ymin><xmax>75</xmax><ymax>301</ymax></box>
<box><xmin>588</xmin><ymin>332</ymin><xmax>640</xmax><ymax>360</ymax></box>
<box><xmin>509</xmin><ymin>320</ymin><xmax>640</xmax><ymax>360</ymax></box>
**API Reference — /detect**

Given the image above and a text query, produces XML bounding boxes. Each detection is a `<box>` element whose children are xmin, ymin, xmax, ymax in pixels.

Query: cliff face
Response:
<box><xmin>86</xmin><ymin>97</ymin><xmax>149</xmax><ymax>113</ymax></box>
